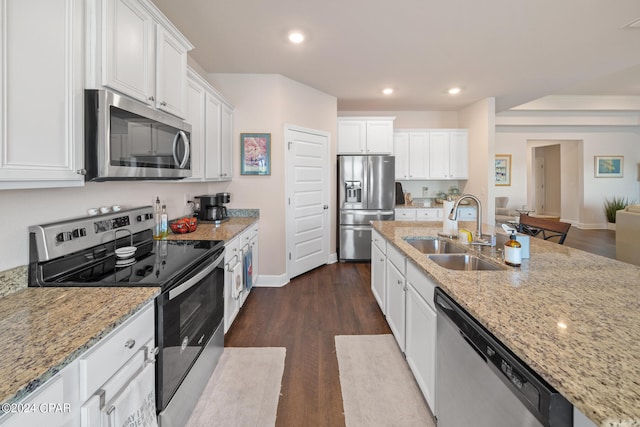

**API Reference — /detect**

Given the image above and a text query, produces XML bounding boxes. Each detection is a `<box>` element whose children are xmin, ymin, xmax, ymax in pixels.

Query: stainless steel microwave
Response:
<box><xmin>84</xmin><ymin>89</ymin><xmax>192</xmax><ymax>181</ymax></box>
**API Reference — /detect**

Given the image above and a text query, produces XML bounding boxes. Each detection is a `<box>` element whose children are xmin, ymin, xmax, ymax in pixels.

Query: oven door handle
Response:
<box><xmin>169</xmin><ymin>253</ymin><xmax>224</xmax><ymax>300</ymax></box>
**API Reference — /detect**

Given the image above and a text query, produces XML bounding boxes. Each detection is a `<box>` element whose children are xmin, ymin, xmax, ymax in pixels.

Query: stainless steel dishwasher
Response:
<box><xmin>434</xmin><ymin>288</ymin><xmax>573</xmax><ymax>427</ymax></box>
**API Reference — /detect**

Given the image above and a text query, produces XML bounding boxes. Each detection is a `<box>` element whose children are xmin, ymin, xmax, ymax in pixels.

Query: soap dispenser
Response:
<box><xmin>504</xmin><ymin>231</ymin><xmax>522</xmax><ymax>267</ymax></box>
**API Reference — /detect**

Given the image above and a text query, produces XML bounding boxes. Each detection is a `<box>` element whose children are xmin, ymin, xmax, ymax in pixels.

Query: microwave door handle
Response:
<box><xmin>172</xmin><ymin>130</ymin><xmax>190</xmax><ymax>169</ymax></box>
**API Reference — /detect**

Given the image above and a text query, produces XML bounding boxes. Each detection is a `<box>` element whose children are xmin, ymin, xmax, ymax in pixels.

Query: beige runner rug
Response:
<box><xmin>335</xmin><ymin>334</ymin><xmax>435</xmax><ymax>427</ymax></box>
<box><xmin>185</xmin><ymin>347</ymin><xmax>286</xmax><ymax>427</ymax></box>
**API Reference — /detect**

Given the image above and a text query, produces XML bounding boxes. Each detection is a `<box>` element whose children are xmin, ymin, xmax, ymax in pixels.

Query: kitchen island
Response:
<box><xmin>372</xmin><ymin>220</ymin><xmax>640</xmax><ymax>426</ymax></box>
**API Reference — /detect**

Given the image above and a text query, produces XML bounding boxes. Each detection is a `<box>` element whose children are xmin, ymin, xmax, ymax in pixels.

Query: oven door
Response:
<box><xmin>156</xmin><ymin>250</ymin><xmax>224</xmax><ymax>411</ymax></box>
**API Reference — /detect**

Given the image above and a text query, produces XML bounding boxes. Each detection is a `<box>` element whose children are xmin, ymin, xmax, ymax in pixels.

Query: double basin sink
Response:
<box><xmin>403</xmin><ymin>238</ymin><xmax>502</xmax><ymax>271</ymax></box>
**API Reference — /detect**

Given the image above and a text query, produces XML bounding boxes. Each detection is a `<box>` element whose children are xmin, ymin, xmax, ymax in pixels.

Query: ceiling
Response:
<box><xmin>152</xmin><ymin>0</ymin><xmax>640</xmax><ymax>112</ymax></box>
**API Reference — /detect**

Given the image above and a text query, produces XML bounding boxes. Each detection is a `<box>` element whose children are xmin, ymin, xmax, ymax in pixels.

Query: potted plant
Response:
<box><xmin>603</xmin><ymin>196</ymin><xmax>634</xmax><ymax>229</ymax></box>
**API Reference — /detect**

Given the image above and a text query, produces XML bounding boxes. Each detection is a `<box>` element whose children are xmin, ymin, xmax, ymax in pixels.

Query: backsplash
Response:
<box><xmin>0</xmin><ymin>266</ymin><xmax>28</xmax><ymax>298</ymax></box>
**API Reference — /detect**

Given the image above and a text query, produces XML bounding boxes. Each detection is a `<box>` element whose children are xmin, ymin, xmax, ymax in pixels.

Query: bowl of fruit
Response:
<box><xmin>169</xmin><ymin>217</ymin><xmax>198</xmax><ymax>234</ymax></box>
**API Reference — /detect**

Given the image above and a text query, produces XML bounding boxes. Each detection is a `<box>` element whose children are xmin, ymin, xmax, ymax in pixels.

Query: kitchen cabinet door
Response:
<box><xmin>395</xmin><ymin>209</ymin><xmax>416</xmax><ymax>221</ymax></box>
<box><xmin>371</xmin><ymin>242</ymin><xmax>386</xmax><ymax>314</ymax></box>
<box><xmin>155</xmin><ymin>25</ymin><xmax>187</xmax><ymax>118</ymax></box>
<box><xmin>366</xmin><ymin>120</ymin><xmax>394</xmax><ymax>154</ymax></box>
<box><xmin>428</xmin><ymin>132</ymin><xmax>450</xmax><ymax>179</ymax></box>
<box><xmin>394</xmin><ymin>132</ymin><xmax>410</xmax><ymax>179</ymax></box>
<box><xmin>220</xmin><ymin>103</ymin><xmax>234</xmax><ymax>180</ymax></box>
<box><xmin>0</xmin><ymin>0</ymin><xmax>84</xmax><ymax>189</ymax></box>
<box><xmin>416</xmin><ymin>208</ymin><xmax>440</xmax><ymax>221</ymax></box>
<box><xmin>103</xmin><ymin>0</ymin><xmax>155</xmax><ymax>106</ymax></box>
<box><xmin>250</xmin><ymin>223</ymin><xmax>259</xmax><ymax>287</ymax></box>
<box><xmin>337</xmin><ymin>120</ymin><xmax>366</xmax><ymax>153</ymax></box>
<box><xmin>406</xmin><ymin>283</ymin><xmax>437</xmax><ymax>413</ymax></box>
<box><xmin>204</xmin><ymin>92</ymin><xmax>222</xmax><ymax>180</ymax></box>
<box><xmin>184</xmin><ymin>73</ymin><xmax>206</xmax><ymax>180</ymax></box>
<box><xmin>385</xmin><ymin>259</ymin><xmax>406</xmax><ymax>352</ymax></box>
<box><xmin>224</xmin><ymin>237</ymin><xmax>242</xmax><ymax>333</ymax></box>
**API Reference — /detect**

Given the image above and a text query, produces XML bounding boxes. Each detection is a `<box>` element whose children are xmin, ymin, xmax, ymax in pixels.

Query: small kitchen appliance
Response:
<box><xmin>194</xmin><ymin>193</ymin><xmax>230</xmax><ymax>223</ymax></box>
<box><xmin>84</xmin><ymin>89</ymin><xmax>192</xmax><ymax>181</ymax></box>
<box><xmin>28</xmin><ymin>207</ymin><xmax>225</xmax><ymax>427</ymax></box>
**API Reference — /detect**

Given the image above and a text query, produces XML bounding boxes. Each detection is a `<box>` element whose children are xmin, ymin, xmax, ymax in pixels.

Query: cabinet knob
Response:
<box><xmin>160</xmin><ymin>101</ymin><xmax>167</xmax><ymax>106</ymax></box>
<box><xmin>124</xmin><ymin>339</ymin><xmax>136</xmax><ymax>349</ymax></box>
<box><xmin>76</xmin><ymin>168</ymin><xmax>86</xmax><ymax>175</ymax></box>
<box><xmin>397</xmin><ymin>280</ymin><xmax>402</xmax><ymax>285</ymax></box>
<box><xmin>148</xmin><ymin>96</ymin><xmax>155</xmax><ymax>102</ymax></box>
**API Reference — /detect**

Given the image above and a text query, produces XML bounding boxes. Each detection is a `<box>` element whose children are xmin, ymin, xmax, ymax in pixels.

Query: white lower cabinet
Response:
<box><xmin>224</xmin><ymin>236</ymin><xmax>242</xmax><ymax>333</ymax></box>
<box><xmin>385</xmin><ymin>244</ymin><xmax>406</xmax><ymax>352</ymax></box>
<box><xmin>371</xmin><ymin>234</ymin><xmax>387</xmax><ymax>314</ymax></box>
<box><xmin>395</xmin><ymin>209</ymin><xmax>417</xmax><ymax>221</ymax></box>
<box><xmin>405</xmin><ymin>261</ymin><xmax>437</xmax><ymax>413</ymax></box>
<box><xmin>0</xmin><ymin>301</ymin><xmax>155</xmax><ymax>427</ymax></box>
<box><xmin>249</xmin><ymin>222</ymin><xmax>260</xmax><ymax>288</ymax></box>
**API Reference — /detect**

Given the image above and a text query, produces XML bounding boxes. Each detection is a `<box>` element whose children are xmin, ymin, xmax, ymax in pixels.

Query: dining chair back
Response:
<box><xmin>517</xmin><ymin>214</ymin><xmax>571</xmax><ymax>244</ymax></box>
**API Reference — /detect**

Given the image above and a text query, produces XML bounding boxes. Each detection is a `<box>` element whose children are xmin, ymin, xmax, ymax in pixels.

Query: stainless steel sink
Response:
<box><xmin>404</xmin><ymin>238</ymin><xmax>466</xmax><ymax>254</ymax></box>
<box><xmin>427</xmin><ymin>254</ymin><xmax>503</xmax><ymax>271</ymax></box>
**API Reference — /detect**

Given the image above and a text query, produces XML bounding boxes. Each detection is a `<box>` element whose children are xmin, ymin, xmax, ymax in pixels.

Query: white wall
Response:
<box><xmin>0</xmin><ymin>181</ymin><xmax>212</xmax><ymax>271</ymax></box>
<box><xmin>207</xmin><ymin>73</ymin><xmax>337</xmax><ymax>278</ymax></box>
<box><xmin>496</xmin><ymin>126</ymin><xmax>640</xmax><ymax>228</ymax></box>
<box><xmin>339</xmin><ymin>110</ymin><xmax>459</xmax><ymax>128</ymax></box>
<box><xmin>459</xmin><ymin>98</ymin><xmax>496</xmax><ymax>225</ymax></box>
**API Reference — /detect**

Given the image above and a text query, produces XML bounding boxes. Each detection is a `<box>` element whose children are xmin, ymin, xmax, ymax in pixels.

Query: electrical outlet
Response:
<box><xmin>184</xmin><ymin>193</ymin><xmax>191</xmax><ymax>206</ymax></box>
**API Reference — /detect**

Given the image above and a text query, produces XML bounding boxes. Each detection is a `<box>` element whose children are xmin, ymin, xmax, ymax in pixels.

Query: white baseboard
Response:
<box><xmin>254</xmin><ymin>274</ymin><xmax>289</xmax><ymax>288</ymax></box>
<box><xmin>328</xmin><ymin>252</ymin><xmax>338</xmax><ymax>264</ymax></box>
<box><xmin>573</xmin><ymin>222</ymin><xmax>609</xmax><ymax>230</ymax></box>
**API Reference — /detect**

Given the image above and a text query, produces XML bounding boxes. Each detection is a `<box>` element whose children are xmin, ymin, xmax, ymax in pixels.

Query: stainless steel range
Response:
<box><xmin>28</xmin><ymin>206</ymin><xmax>225</xmax><ymax>427</ymax></box>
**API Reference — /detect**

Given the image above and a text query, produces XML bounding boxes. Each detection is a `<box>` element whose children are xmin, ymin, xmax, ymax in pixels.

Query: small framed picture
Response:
<box><xmin>240</xmin><ymin>133</ymin><xmax>271</xmax><ymax>175</ymax></box>
<box><xmin>495</xmin><ymin>154</ymin><xmax>511</xmax><ymax>186</ymax></box>
<box><xmin>594</xmin><ymin>156</ymin><xmax>623</xmax><ymax>178</ymax></box>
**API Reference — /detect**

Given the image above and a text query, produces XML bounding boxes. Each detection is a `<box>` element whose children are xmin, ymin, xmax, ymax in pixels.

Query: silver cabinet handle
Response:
<box><xmin>160</xmin><ymin>101</ymin><xmax>167</xmax><ymax>106</ymax></box>
<box><xmin>76</xmin><ymin>168</ymin><xmax>86</xmax><ymax>175</ymax></box>
<box><xmin>125</xmin><ymin>339</ymin><xmax>135</xmax><ymax>349</ymax></box>
<box><xmin>148</xmin><ymin>96</ymin><xmax>155</xmax><ymax>102</ymax></box>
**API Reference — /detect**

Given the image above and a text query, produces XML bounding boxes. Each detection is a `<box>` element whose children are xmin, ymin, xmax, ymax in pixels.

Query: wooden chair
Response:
<box><xmin>517</xmin><ymin>214</ymin><xmax>571</xmax><ymax>244</ymax></box>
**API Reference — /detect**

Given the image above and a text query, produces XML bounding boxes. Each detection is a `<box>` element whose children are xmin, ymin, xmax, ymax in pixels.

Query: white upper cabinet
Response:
<box><xmin>394</xmin><ymin>131</ymin><xmax>429</xmax><ymax>180</ymax></box>
<box><xmin>185</xmin><ymin>67</ymin><xmax>234</xmax><ymax>182</ymax></box>
<box><xmin>428</xmin><ymin>130</ymin><xmax>468</xmax><ymax>179</ymax></box>
<box><xmin>88</xmin><ymin>0</ymin><xmax>193</xmax><ymax>118</ymax></box>
<box><xmin>0</xmin><ymin>0</ymin><xmax>85</xmax><ymax>190</ymax></box>
<box><xmin>337</xmin><ymin>117</ymin><xmax>395</xmax><ymax>154</ymax></box>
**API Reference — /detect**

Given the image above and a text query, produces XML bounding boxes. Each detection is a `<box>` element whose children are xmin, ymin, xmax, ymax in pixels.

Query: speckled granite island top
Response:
<box><xmin>165</xmin><ymin>217</ymin><xmax>258</xmax><ymax>241</ymax></box>
<box><xmin>372</xmin><ymin>220</ymin><xmax>640</xmax><ymax>426</ymax></box>
<box><xmin>0</xmin><ymin>287</ymin><xmax>158</xmax><ymax>407</ymax></box>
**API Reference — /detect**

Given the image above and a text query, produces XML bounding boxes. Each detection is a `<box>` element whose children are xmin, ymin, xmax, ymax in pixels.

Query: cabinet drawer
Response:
<box><xmin>457</xmin><ymin>206</ymin><xmax>477</xmax><ymax>219</ymax></box>
<box><xmin>406</xmin><ymin>261</ymin><xmax>436</xmax><ymax>311</ymax></box>
<box><xmin>386</xmin><ymin>243</ymin><xmax>406</xmax><ymax>275</ymax></box>
<box><xmin>372</xmin><ymin>229</ymin><xmax>386</xmax><ymax>254</ymax></box>
<box><xmin>79</xmin><ymin>303</ymin><xmax>154</xmax><ymax>400</ymax></box>
<box><xmin>395</xmin><ymin>209</ymin><xmax>416</xmax><ymax>221</ymax></box>
<box><xmin>416</xmin><ymin>209</ymin><xmax>440</xmax><ymax>221</ymax></box>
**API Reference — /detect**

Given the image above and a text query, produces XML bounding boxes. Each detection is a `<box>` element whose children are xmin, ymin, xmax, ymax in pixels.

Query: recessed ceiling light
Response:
<box><xmin>382</xmin><ymin>88</ymin><xmax>394</xmax><ymax>95</ymax></box>
<box><xmin>288</xmin><ymin>31</ymin><xmax>305</xmax><ymax>44</ymax></box>
<box><xmin>448</xmin><ymin>87</ymin><xmax>461</xmax><ymax>95</ymax></box>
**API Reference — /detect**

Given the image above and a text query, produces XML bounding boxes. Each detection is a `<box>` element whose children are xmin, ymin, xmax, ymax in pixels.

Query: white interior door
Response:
<box><xmin>286</xmin><ymin>126</ymin><xmax>330</xmax><ymax>279</ymax></box>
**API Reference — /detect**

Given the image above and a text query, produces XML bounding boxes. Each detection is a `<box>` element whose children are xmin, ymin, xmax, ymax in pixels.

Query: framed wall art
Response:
<box><xmin>595</xmin><ymin>156</ymin><xmax>623</xmax><ymax>178</ymax></box>
<box><xmin>495</xmin><ymin>154</ymin><xmax>511</xmax><ymax>186</ymax></box>
<box><xmin>240</xmin><ymin>133</ymin><xmax>271</xmax><ymax>175</ymax></box>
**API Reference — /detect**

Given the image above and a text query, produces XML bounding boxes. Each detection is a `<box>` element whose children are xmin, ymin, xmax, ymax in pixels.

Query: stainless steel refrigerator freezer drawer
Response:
<box><xmin>339</xmin><ymin>225</ymin><xmax>373</xmax><ymax>261</ymax></box>
<box><xmin>340</xmin><ymin>210</ymin><xmax>394</xmax><ymax>225</ymax></box>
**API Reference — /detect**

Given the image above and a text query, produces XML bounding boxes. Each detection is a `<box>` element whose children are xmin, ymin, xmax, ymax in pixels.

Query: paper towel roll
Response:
<box><xmin>443</xmin><ymin>200</ymin><xmax>458</xmax><ymax>235</ymax></box>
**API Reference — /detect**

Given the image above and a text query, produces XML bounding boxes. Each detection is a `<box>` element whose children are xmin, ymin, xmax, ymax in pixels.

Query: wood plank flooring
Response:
<box><xmin>225</xmin><ymin>262</ymin><xmax>391</xmax><ymax>427</ymax></box>
<box><xmin>224</xmin><ymin>228</ymin><xmax>616</xmax><ymax>426</ymax></box>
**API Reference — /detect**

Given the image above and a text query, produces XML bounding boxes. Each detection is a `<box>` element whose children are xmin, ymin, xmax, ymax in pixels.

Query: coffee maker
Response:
<box><xmin>193</xmin><ymin>193</ymin><xmax>231</xmax><ymax>222</ymax></box>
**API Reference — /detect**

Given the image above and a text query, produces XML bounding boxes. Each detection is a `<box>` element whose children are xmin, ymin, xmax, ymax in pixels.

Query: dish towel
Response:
<box><xmin>107</xmin><ymin>363</ymin><xmax>158</xmax><ymax>427</ymax></box>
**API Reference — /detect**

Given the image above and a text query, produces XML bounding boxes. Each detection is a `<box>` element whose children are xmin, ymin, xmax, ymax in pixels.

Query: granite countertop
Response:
<box><xmin>372</xmin><ymin>220</ymin><xmax>640</xmax><ymax>426</ymax></box>
<box><xmin>0</xmin><ymin>287</ymin><xmax>159</xmax><ymax>408</ymax></box>
<box><xmin>165</xmin><ymin>217</ymin><xmax>258</xmax><ymax>241</ymax></box>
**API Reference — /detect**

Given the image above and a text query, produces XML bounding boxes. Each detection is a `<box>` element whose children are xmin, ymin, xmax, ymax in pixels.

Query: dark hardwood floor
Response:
<box><xmin>225</xmin><ymin>262</ymin><xmax>391</xmax><ymax>427</ymax></box>
<box><xmin>563</xmin><ymin>227</ymin><xmax>616</xmax><ymax>259</ymax></box>
<box><xmin>224</xmin><ymin>227</ymin><xmax>615</xmax><ymax>426</ymax></box>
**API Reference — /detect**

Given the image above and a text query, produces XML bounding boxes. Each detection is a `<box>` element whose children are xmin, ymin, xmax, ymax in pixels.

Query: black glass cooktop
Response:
<box><xmin>36</xmin><ymin>238</ymin><xmax>224</xmax><ymax>289</ymax></box>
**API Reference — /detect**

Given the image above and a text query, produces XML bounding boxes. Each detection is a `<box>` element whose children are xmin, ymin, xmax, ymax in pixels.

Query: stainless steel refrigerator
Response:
<box><xmin>338</xmin><ymin>155</ymin><xmax>395</xmax><ymax>261</ymax></box>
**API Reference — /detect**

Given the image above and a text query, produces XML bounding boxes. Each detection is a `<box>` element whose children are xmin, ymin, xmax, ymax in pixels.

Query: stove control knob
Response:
<box><xmin>56</xmin><ymin>231</ymin><xmax>73</xmax><ymax>242</ymax></box>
